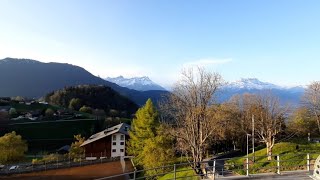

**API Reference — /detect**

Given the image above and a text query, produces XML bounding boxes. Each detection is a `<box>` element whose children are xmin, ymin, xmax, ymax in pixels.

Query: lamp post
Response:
<box><xmin>246</xmin><ymin>134</ymin><xmax>251</xmax><ymax>176</ymax></box>
<box><xmin>246</xmin><ymin>134</ymin><xmax>251</xmax><ymax>157</ymax></box>
<box><xmin>252</xmin><ymin>115</ymin><xmax>255</xmax><ymax>162</ymax></box>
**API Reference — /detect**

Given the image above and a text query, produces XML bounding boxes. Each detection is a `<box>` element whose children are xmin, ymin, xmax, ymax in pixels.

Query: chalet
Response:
<box><xmin>25</xmin><ymin>110</ymin><xmax>41</xmax><ymax>118</ymax></box>
<box><xmin>0</xmin><ymin>97</ymin><xmax>10</xmax><ymax>101</ymax></box>
<box><xmin>0</xmin><ymin>97</ymin><xmax>10</xmax><ymax>104</ymax></box>
<box><xmin>39</xmin><ymin>101</ymin><xmax>48</xmax><ymax>105</ymax></box>
<box><xmin>0</xmin><ymin>106</ymin><xmax>11</xmax><ymax>112</ymax></box>
<box><xmin>25</xmin><ymin>101</ymin><xmax>35</xmax><ymax>105</ymax></box>
<box><xmin>81</xmin><ymin>123</ymin><xmax>130</xmax><ymax>159</ymax></box>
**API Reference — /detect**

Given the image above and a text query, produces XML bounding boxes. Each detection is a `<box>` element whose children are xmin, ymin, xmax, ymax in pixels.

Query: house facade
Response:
<box><xmin>111</xmin><ymin>132</ymin><xmax>127</xmax><ymax>157</ymax></box>
<box><xmin>81</xmin><ymin>123</ymin><xmax>130</xmax><ymax>158</ymax></box>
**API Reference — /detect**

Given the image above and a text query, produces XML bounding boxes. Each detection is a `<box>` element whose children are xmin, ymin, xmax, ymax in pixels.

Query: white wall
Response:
<box><xmin>111</xmin><ymin>133</ymin><xmax>126</xmax><ymax>157</ymax></box>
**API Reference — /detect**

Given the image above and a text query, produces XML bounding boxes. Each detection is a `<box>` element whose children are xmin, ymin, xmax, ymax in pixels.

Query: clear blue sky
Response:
<box><xmin>1</xmin><ymin>0</ymin><xmax>319</xmax><ymax>88</ymax></box>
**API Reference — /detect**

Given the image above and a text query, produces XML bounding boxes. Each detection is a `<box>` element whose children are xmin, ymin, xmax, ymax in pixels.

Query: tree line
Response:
<box><xmin>45</xmin><ymin>85</ymin><xmax>138</xmax><ymax>118</ymax></box>
<box><xmin>127</xmin><ymin>67</ymin><xmax>320</xmax><ymax>177</ymax></box>
<box><xmin>1</xmin><ymin>68</ymin><xmax>319</xmax><ymax>174</ymax></box>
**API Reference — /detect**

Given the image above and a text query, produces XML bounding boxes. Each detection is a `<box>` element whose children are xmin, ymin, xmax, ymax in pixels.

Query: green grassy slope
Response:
<box><xmin>9</xmin><ymin>119</ymin><xmax>96</xmax><ymax>140</ymax></box>
<box><xmin>158</xmin><ymin>167</ymin><xmax>199</xmax><ymax>180</ymax></box>
<box><xmin>226</xmin><ymin>142</ymin><xmax>320</xmax><ymax>174</ymax></box>
<box><xmin>9</xmin><ymin>119</ymin><xmax>97</xmax><ymax>152</ymax></box>
<box><xmin>11</xmin><ymin>103</ymin><xmax>59</xmax><ymax>112</ymax></box>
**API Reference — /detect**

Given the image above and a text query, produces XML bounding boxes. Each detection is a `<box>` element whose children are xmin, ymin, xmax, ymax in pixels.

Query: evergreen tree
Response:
<box><xmin>141</xmin><ymin>125</ymin><xmax>175</xmax><ymax>176</ymax></box>
<box><xmin>127</xmin><ymin>99</ymin><xmax>159</xmax><ymax>164</ymax></box>
<box><xmin>127</xmin><ymin>99</ymin><xmax>174</xmax><ymax>176</ymax></box>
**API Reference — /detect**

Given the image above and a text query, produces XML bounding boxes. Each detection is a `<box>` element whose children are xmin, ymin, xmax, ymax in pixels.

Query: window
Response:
<box><xmin>120</xmin><ymin>142</ymin><xmax>124</xmax><ymax>145</ymax></box>
<box><xmin>120</xmin><ymin>135</ymin><xmax>125</xmax><ymax>140</ymax></box>
<box><xmin>113</xmin><ymin>142</ymin><xmax>116</xmax><ymax>146</ymax></box>
<box><xmin>112</xmin><ymin>149</ymin><xmax>116</xmax><ymax>153</ymax></box>
<box><xmin>120</xmin><ymin>149</ymin><xmax>124</xmax><ymax>152</ymax></box>
<box><xmin>113</xmin><ymin>135</ymin><xmax>117</xmax><ymax>141</ymax></box>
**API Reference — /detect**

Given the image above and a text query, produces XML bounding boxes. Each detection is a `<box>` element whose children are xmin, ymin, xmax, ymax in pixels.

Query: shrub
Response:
<box><xmin>32</xmin><ymin>154</ymin><xmax>62</xmax><ymax>165</ymax></box>
<box><xmin>0</xmin><ymin>131</ymin><xmax>28</xmax><ymax>164</ymax></box>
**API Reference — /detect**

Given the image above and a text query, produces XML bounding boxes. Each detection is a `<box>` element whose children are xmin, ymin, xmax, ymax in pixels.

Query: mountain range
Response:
<box><xmin>0</xmin><ymin>58</ymin><xmax>168</xmax><ymax>105</ymax></box>
<box><xmin>0</xmin><ymin>58</ymin><xmax>306</xmax><ymax>107</ymax></box>
<box><xmin>109</xmin><ymin>76</ymin><xmax>306</xmax><ymax>106</ymax></box>
<box><xmin>106</xmin><ymin>76</ymin><xmax>166</xmax><ymax>91</ymax></box>
<box><xmin>219</xmin><ymin>78</ymin><xmax>305</xmax><ymax>106</ymax></box>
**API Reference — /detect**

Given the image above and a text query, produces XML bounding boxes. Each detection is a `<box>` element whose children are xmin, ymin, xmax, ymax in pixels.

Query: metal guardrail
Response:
<box><xmin>95</xmin><ymin>153</ymin><xmax>320</xmax><ymax>180</ymax></box>
<box><xmin>96</xmin><ymin>160</ymin><xmax>215</xmax><ymax>180</ymax></box>
<box><xmin>1</xmin><ymin>153</ymin><xmax>318</xmax><ymax>179</ymax></box>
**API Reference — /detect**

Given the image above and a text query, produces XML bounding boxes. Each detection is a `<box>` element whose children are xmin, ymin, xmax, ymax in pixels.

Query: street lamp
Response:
<box><xmin>252</xmin><ymin>115</ymin><xmax>255</xmax><ymax>162</ymax></box>
<box><xmin>246</xmin><ymin>134</ymin><xmax>251</xmax><ymax>176</ymax></box>
<box><xmin>246</xmin><ymin>134</ymin><xmax>252</xmax><ymax>157</ymax></box>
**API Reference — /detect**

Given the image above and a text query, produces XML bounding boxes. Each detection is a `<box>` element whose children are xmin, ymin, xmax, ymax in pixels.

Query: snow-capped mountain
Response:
<box><xmin>226</xmin><ymin>78</ymin><xmax>282</xmax><ymax>90</ymax></box>
<box><xmin>220</xmin><ymin>78</ymin><xmax>305</xmax><ymax>106</ymax></box>
<box><xmin>105</xmin><ymin>76</ymin><xmax>166</xmax><ymax>91</ymax></box>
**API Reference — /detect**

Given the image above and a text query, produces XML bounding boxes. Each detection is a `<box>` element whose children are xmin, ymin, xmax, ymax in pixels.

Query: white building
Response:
<box><xmin>81</xmin><ymin>123</ymin><xmax>130</xmax><ymax>158</ymax></box>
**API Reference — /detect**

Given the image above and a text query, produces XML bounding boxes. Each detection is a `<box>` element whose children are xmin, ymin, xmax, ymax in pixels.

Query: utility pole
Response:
<box><xmin>252</xmin><ymin>115</ymin><xmax>255</xmax><ymax>162</ymax></box>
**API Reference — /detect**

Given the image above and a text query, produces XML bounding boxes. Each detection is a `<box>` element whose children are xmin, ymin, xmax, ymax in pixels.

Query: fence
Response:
<box><xmin>208</xmin><ymin>153</ymin><xmax>320</xmax><ymax>179</ymax></box>
<box><xmin>223</xmin><ymin>153</ymin><xmax>320</xmax><ymax>176</ymax></box>
<box><xmin>95</xmin><ymin>153</ymin><xmax>320</xmax><ymax>180</ymax></box>
<box><xmin>96</xmin><ymin>160</ymin><xmax>215</xmax><ymax>180</ymax></box>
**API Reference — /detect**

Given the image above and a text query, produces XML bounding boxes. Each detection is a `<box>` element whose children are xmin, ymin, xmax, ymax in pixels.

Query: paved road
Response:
<box><xmin>205</xmin><ymin>151</ymin><xmax>242</xmax><ymax>177</ymax></box>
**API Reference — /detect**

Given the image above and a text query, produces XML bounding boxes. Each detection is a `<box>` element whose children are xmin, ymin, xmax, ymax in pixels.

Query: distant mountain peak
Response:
<box><xmin>105</xmin><ymin>76</ymin><xmax>166</xmax><ymax>91</ymax></box>
<box><xmin>227</xmin><ymin>78</ymin><xmax>282</xmax><ymax>90</ymax></box>
<box><xmin>240</xmin><ymin>78</ymin><xmax>259</xmax><ymax>82</ymax></box>
<box><xmin>140</xmin><ymin>76</ymin><xmax>150</xmax><ymax>79</ymax></box>
<box><xmin>218</xmin><ymin>78</ymin><xmax>306</xmax><ymax>106</ymax></box>
<box><xmin>117</xmin><ymin>75</ymin><xmax>124</xmax><ymax>78</ymax></box>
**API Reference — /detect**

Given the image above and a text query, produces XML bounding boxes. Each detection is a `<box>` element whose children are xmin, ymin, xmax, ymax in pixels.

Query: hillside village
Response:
<box><xmin>0</xmin><ymin>97</ymin><xmax>84</xmax><ymax>121</ymax></box>
<box><xmin>1</xmin><ymin>1</ymin><xmax>320</xmax><ymax>179</ymax></box>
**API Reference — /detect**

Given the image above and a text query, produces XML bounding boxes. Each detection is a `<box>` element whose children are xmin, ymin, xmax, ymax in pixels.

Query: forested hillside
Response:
<box><xmin>45</xmin><ymin>85</ymin><xmax>139</xmax><ymax>118</ymax></box>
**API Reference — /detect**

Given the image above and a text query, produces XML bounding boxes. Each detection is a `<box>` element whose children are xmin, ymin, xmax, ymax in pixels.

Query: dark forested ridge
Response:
<box><xmin>0</xmin><ymin>58</ymin><xmax>168</xmax><ymax>105</ymax></box>
<box><xmin>45</xmin><ymin>85</ymin><xmax>139</xmax><ymax>117</ymax></box>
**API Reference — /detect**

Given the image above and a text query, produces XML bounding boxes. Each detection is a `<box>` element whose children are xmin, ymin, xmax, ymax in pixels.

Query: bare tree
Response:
<box><xmin>303</xmin><ymin>81</ymin><xmax>320</xmax><ymax>134</ymax></box>
<box><xmin>229</xmin><ymin>93</ymin><xmax>287</xmax><ymax>160</ymax></box>
<box><xmin>228</xmin><ymin>93</ymin><xmax>257</xmax><ymax>135</ymax></box>
<box><xmin>226</xmin><ymin>94</ymin><xmax>256</xmax><ymax>151</ymax></box>
<box><xmin>160</xmin><ymin>67</ymin><xmax>223</xmax><ymax>171</ymax></box>
<box><xmin>254</xmin><ymin>94</ymin><xmax>287</xmax><ymax>160</ymax></box>
<box><xmin>211</xmin><ymin>102</ymin><xmax>243</xmax><ymax>151</ymax></box>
